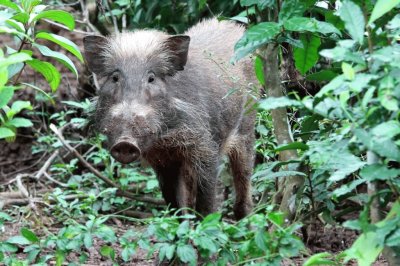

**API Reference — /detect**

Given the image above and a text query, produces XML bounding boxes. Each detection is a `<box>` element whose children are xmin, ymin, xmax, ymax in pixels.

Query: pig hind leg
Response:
<box><xmin>228</xmin><ymin>134</ymin><xmax>254</xmax><ymax>220</ymax></box>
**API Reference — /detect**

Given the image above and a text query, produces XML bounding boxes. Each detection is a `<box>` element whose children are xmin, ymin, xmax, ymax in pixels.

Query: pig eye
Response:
<box><xmin>111</xmin><ymin>72</ymin><xmax>119</xmax><ymax>83</ymax></box>
<box><xmin>147</xmin><ymin>72</ymin><xmax>155</xmax><ymax>83</ymax></box>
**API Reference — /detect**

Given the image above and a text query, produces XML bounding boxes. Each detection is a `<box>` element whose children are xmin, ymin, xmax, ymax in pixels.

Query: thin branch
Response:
<box><xmin>33</xmin><ymin>150</ymin><xmax>59</xmax><ymax>181</ymax></box>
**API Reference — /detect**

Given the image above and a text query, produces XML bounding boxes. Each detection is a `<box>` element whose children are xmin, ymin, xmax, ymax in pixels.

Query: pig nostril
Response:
<box><xmin>110</xmin><ymin>141</ymin><xmax>141</xmax><ymax>164</ymax></box>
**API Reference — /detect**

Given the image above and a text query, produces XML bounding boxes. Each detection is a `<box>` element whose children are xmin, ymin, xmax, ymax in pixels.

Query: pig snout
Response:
<box><xmin>110</xmin><ymin>139</ymin><xmax>141</xmax><ymax>164</ymax></box>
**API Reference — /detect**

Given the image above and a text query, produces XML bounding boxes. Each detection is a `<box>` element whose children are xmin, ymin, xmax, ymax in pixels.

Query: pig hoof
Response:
<box><xmin>233</xmin><ymin>201</ymin><xmax>252</xmax><ymax>220</ymax></box>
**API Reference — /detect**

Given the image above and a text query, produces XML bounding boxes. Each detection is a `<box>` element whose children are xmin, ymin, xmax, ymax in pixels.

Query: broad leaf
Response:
<box><xmin>31</xmin><ymin>10</ymin><xmax>75</xmax><ymax>30</ymax></box>
<box><xmin>0</xmin><ymin>127</ymin><xmax>15</xmax><ymax>139</ymax></box>
<box><xmin>344</xmin><ymin>231</ymin><xmax>383</xmax><ymax>266</ymax></box>
<box><xmin>8</xmin><ymin>117</ymin><xmax>33</xmax><ymax>128</ymax></box>
<box><xmin>369</xmin><ymin>0</ymin><xmax>400</xmax><ymax>25</ymax></box>
<box><xmin>284</xmin><ymin>17</ymin><xmax>341</xmax><ymax>35</ymax></box>
<box><xmin>0</xmin><ymin>0</ymin><xmax>21</xmax><ymax>12</ymax></box>
<box><xmin>275</xmin><ymin>142</ymin><xmax>309</xmax><ymax>152</ymax></box>
<box><xmin>254</xmin><ymin>56</ymin><xmax>265</xmax><ymax>85</ymax></box>
<box><xmin>371</xmin><ymin>121</ymin><xmax>400</xmax><ymax>139</ymax></box>
<box><xmin>294</xmin><ymin>34</ymin><xmax>321</xmax><ymax>75</ymax></box>
<box><xmin>33</xmin><ymin>43</ymin><xmax>78</xmax><ymax>77</ymax></box>
<box><xmin>306</xmin><ymin>70</ymin><xmax>338</xmax><ymax>82</ymax></box>
<box><xmin>27</xmin><ymin>59</ymin><xmax>61</xmax><ymax>91</ymax></box>
<box><xmin>355</xmin><ymin>129</ymin><xmax>400</xmax><ymax>161</ymax></box>
<box><xmin>360</xmin><ymin>164</ymin><xmax>400</xmax><ymax>181</ymax></box>
<box><xmin>0</xmin><ymin>52</ymin><xmax>31</xmax><ymax>68</ymax></box>
<box><xmin>240</xmin><ymin>0</ymin><xmax>275</xmax><ymax>9</ymax></box>
<box><xmin>21</xmin><ymin>228</ymin><xmax>39</xmax><ymax>243</ymax></box>
<box><xmin>176</xmin><ymin>244</ymin><xmax>196</xmax><ymax>263</ymax></box>
<box><xmin>232</xmin><ymin>22</ymin><xmax>280</xmax><ymax>62</ymax></box>
<box><xmin>0</xmin><ymin>87</ymin><xmax>14</xmax><ymax>108</ymax></box>
<box><xmin>279</xmin><ymin>0</ymin><xmax>306</xmax><ymax>22</ymax></box>
<box><xmin>35</xmin><ymin>32</ymin><xmax>83</xmax><ymax>62</ymax></box>
<box><xmin>11</xmin><ymin>101</ymin><xmax>32</xmax><ymax>113</ymax></box>
<box><xmin>338</xmin><ymin>0</ymin><xmax>365</xmax><ymax>44</ymax></box>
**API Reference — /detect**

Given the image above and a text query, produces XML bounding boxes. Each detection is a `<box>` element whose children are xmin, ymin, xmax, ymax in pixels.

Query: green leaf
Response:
<box><xmin>55</xmin><ymin>249</ymin><xmax>65</xmax><ymax>266</ymax></box>
<box><xmin>284</xmin><ymin>17</ymin><xmax>341</xmax><ymax>35</ymax></box>
<box><xmin>275</xmin><ymin>142</ymin><xmax>309</xmax><ymax>152</ymax></box>
<box><xmin>33</xmin><ymin>43</ymin><xmax>78</xmax><ymax>77</ymax></box>
<box><xmin>379</xmin><ymin>89</ymin><xmax>398</xmax><ymax>111</ymax></box>
<box><xmin>27</xmin><ymin>59</ymin><xmax>61</xmax><ymax>91</ymax></box>
<box><xmin>232</xmin><ymin>22</ymin><xmax>280</xmax><ymax>63</ymax></box>
<box><xmin>293</xmin><ymin>34</ymin><xmax>321</xmax><ymax>75</ymax></box>
<box><xmin>8</xmin><ymin>117</ymin><xmax>33</xmax><ymax>128</ymax></box>
<box><xmin>371</xmin><ymin>121</ymin><xmax>400</xmax><ymax>139</ymax></box>
<box><xmin>21</xmin><ymin>228</ymin><xmax>39</xmax><ymax>243</ymax></box>
<box><xmin>258</xmin><ymin>96</ymin><xmax>302</xmax><ymax>110</ymax></box>
<box><xmin>360</xmin><ymin>164</ymin><xmax>400</xmax><ymax>181</ymax></box>
<box><xmin>176</xmin><ymin>220</ymin><xmax>190</xmax><ymax>237</ymax></box>
<box><xmin>342</xmin><ymin>62</ymin><xmax>355</xmax><ymax>80</ymax></box>
<box><xmin>369</xmin><ymin>0</ymin><xmax>400</xmax><ymax>25</ymax></box>
<box><xmin>31</xmin><ymin>10</ymin><xmax>75</xmax><ymax>30</ymax></box>
<box><xmin>6</xmin><ymin>235</ymin><xmax>31</xmax><ymax>245</ymax></box>
<box><xmin>306</xmin><ymin>70</ymin><xmax>338</xmax><ymax>82</ymax></box>
<box><xmin>240</xmin><ymin>0</ymin><xmax>275</xmax><ymax>9</ymax></box>
<box><xmin>5</xmin><ymin>19</ymin><xmax>25</xmax><ymax>32</ymax></box>
<box><xmin>100</xmin><ymin>246</ymin><xmax>115</xmax><ymax>260</ymax></box>
<box><xmin>11</xmin><ymin>100</ymin><xmax>32</xmax><ymax>113</ymax></box>
<box><xmin>279</xmin><ymin>0</ymin><xmax>306</xmax><ymax>22</ymax></box>
<box><xmin>0</xmin><ymin>87</ymin><xmax>14</xmax><ymax>108</ymax></box>
<box><xmin>0</xmin><ymin>127</ymin><xmax>15</xmax><ymax>139</ymax></box>
<box><xmin>338</xmin><ymin>0</ymin><xmax>365</xmax><ymax>44</ymax></box>
<box><xmin>304</xmin><ymin>252</ymin><xmax>336</xmax><ymax>266</ymax></box>
<box><xmin>176</xmin><ymin>244</ymin><xmax>196</xmax><ymax>263</ymax></box>
<box><xmin>0</xmin><ymin>0</ymin><xmax>21</xmax><ymax>12</ymax></box>
<box><xmin>254</xmin><ymin>56</ymin><xmax>265</xmax><ymax>85</ymax></box>
<box><xmin>355</xmin><ymin>129</ymin><xmax>400</xmax><ymax>161</ymax></box>
<box><xmin>121</xmin><ymin>246</ymin><xmax>135</xmax><ymax>262</ymax></box>
<box><xmin>0</xmin><ymin>52</ymin><xmax>31</xmax><ymax>68</ymax></box>
<box><xmin>344</xmin><ymin>231</ymin><xmax>383</xmax><ymax>266</ymax></box>
<box><xmin>11</xmin><ymin>12</ymin><xmax>29</xmax><ymax>24</ymax></box>
<box><xmin>35</xmin><ymin>32</ymin><xmax>83</xmax><ymax>62</ymax></box>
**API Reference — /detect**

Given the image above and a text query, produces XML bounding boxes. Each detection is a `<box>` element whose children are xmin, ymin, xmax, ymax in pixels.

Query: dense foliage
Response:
<box><xmin>0</xmin><ymin>0</ymin><xmax>399</xmax><ymax>265</ymax></box>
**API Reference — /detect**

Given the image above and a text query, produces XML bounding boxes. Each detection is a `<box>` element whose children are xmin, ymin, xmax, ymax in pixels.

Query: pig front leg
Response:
<box><xmin>177</xmin><ymin>158</ymin><xmax>218</xmax><ymax>217</ymax></box>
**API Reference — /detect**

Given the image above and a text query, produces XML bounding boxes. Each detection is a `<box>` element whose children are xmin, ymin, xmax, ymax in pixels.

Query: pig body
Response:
<box><xmin>84</xmin><ymin>19</ymin><xmax>255</xmax><ymax>219</ymax></box>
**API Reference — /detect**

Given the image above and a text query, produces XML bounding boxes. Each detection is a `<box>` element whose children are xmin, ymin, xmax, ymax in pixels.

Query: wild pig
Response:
<box><xmin>83</xmin><ymin>19</ymin><xmax>256</xmax><ymax>219</ymax></box>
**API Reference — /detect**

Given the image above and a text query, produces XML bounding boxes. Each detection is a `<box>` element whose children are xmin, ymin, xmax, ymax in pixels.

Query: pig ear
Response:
<box><xmin>83</xmin><ymin>35</ymin><xmax>108</xmax><ymax>75</ymax></box>
<box><xmin>164</xmin><ymin>35</ymin><xmax>190</xmax><ymax>72</ymax></box>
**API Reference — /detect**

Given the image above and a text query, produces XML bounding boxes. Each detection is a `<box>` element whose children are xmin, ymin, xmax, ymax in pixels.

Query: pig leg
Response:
<box><xmin>155</xmin><ymin>162</ymin><xmax>181</xmax><ymax>210</ymax></box>
<box><xmin>229</xmin><ymin>136</ymin><xmax>254</xmax><ymax>220</ymax></box>
<box><xmin>176</xmin><ymin>162</ymin><xmax>198</xmax><ymax>212</ymax></box>
<box><xmin>194</xmin><ymin>159</ymin><xmax>218</xmax><ymax>217</ymax></box>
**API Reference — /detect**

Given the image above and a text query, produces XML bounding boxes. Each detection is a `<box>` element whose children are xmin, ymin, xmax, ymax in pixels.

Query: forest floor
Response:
<box><xmin>0</xmin><ymin>22</ymin><xmax>388</xmax><ymax>266</ymax></box>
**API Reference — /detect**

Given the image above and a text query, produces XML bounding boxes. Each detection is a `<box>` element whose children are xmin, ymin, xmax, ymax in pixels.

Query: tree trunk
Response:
<box><xmin>260</xmin><ymin>43</ymin><xmax>304</xmax><ymax>220</ymax></box>
<box><xmin>367</xmin><ymin>151</ymin><xmax>400</xmax><ymax>265</ymax></box>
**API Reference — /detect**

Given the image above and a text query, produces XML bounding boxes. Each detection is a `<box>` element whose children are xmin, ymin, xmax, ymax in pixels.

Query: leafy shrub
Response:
<box><xmin>0</xmin><ymin>0</ymin><xmax>82</xmax><ymax>140</ymax></box>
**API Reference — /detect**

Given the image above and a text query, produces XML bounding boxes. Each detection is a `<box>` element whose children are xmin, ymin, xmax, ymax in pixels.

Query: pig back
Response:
<box><xmin>179</xmin><ymin>19</ymin><xmax>255</xmax><ymax>143</ymax></box>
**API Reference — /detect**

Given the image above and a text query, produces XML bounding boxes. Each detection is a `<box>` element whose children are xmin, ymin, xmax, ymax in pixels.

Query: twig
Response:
<box><xmin>0</xmin><ymin>189</ymin><xmax>51</xmax><ymax>199</ymax></box>
<box><xmin>105</xmin><ymin>0</ymin><xmax>119</xmax><ymax>35</ymax></box>
<box><xmin>78</xmin><ymin>0</ymin><xmax>101</xmax><ymax>34</ymax></box>
<box><xmin>43</xmin><ymin>172</ymin><xmax>68</xmax><ymax>187</ymax></box>
<box><xmin>34</xmin><ymin>150</ymin><xmax>59</xmax><ymax>181</ymax></box>
<box><xmin>15</xmin><ymin>173</ymin><xmax>39</xmax><ymax>214</ymax></box>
